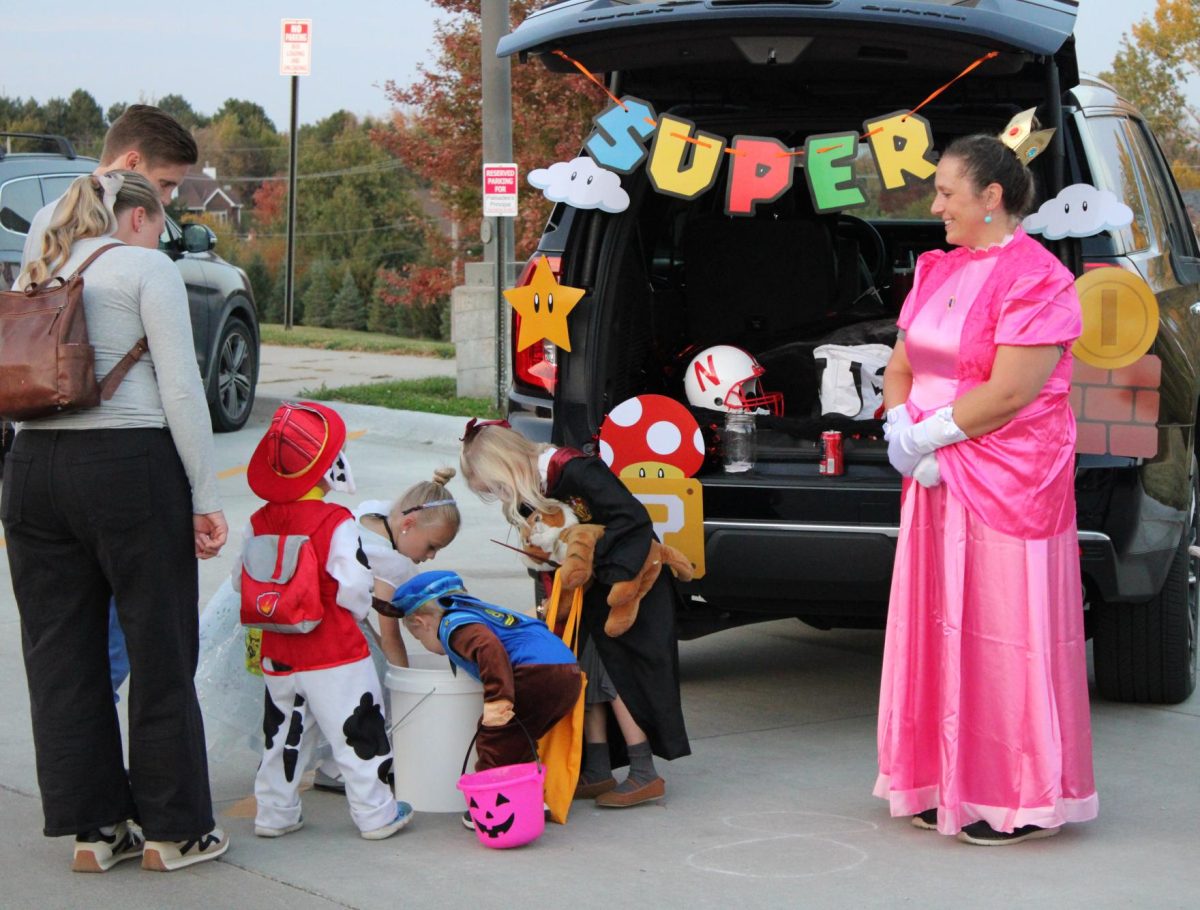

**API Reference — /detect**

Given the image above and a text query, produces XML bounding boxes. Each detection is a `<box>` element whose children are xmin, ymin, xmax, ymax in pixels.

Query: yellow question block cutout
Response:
<box><xmin>622</xmin><ymin>475</ymin><xmax>706</xmax><ymax>580</ymax></box>
<box><xmin>1073</xmin><ymin>267</ymin><xmax>1159</xmax><ymax>370</ymax></box>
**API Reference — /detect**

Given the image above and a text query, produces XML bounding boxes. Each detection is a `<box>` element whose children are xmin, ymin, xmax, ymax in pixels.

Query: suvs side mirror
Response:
<box><xmin>181</xmin><ymin>223</ymin><xmax>217</xmax><ymax>254</ymax></box>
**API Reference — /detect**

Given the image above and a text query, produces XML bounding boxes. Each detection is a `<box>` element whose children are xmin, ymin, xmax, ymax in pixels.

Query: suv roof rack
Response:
<box><xmin>0</xmin><ymin>132</ymin><xmax>78</xmax><ymax>161</ymax></box>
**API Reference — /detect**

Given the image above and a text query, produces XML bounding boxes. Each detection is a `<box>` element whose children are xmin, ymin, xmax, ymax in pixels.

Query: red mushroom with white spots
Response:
<box><xmin>598</xmin><ymin>394</ymin><xmax>705</xmax><ymax>479</ymax></box>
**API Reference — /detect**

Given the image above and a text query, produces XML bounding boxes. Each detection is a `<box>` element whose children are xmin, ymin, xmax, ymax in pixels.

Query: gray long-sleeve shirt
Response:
<box><xmin>16</xmin><ymin>235</ymin><xmax>221</xmax><ymax>514</ymax></box>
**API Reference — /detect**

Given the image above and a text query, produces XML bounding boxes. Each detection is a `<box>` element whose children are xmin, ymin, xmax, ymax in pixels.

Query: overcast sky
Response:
<box><xmin>0</xmin><ymin>1</ymin><xmax>1181</xmax><ymax>130</ymax></box>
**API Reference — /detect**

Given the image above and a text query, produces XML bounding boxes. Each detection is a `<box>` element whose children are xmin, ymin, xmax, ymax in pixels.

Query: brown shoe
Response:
<box><xmin>595</xmin><ymin>777</ymin><xmax>665</xmax><ymax>808</ymax></box>
<box><xmin>574</xmin><ymin>776</ymin><xmax>618</xmax><ymax>800</ymax></box>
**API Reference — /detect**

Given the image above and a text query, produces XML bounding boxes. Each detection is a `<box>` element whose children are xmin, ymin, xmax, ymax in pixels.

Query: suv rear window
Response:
<box><xmin>850</xmin><ymin>146</ymin><xmax>934</xmax><ymax>221</ymax></box>
<box><xmin>0</xmin><ymin>176</ymin><xmax>42</xmax><ymax>234</ymax></box>
<box><xmin>1126</xmin><ymin>118</ymin><xmax>1200</xmax><ymax>260</ymax></box>
<box><xmin>40</xmin><ymin>174</ymin><xmax>78</xmax><ymax>204</ymax></box>
<box><xmin>1082</xmin><ymin>116</ymin><xmax>1151</xmax><ymax>254</ymax></box>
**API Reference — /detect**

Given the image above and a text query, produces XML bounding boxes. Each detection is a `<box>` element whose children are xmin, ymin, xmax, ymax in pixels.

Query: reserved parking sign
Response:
<box><xmin>483</xmin><ymin>163</ymin><xmax>519</xmax><ymax>217</ymax></box>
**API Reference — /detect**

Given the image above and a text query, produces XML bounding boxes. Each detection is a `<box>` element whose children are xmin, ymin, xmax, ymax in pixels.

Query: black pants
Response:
<box><xmin>2</xmin><ymin>429</ymin><xmax>214</xmax><ymax>840</ymax></box>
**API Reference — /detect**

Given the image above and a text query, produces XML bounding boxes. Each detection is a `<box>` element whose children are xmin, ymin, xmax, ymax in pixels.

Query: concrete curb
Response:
<box><xmin>253</xmin><ymin>394</ymin><xmax>469</xmax><ymax>453</ymax></box>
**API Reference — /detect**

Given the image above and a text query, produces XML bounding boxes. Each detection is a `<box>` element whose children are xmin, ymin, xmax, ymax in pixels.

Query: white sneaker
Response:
<box><xmin>361</xmin><ymin>802</ymin><xmax>413</xmax><ymax>841</ymax></box>
<box><xmin>254</xmin><ymin>818</ymin><xmax>304</xmax><ymax>838</ymax></box>
<box><xmin>141</xmin><ymin>826</ymin><xmax>230</xmax><ymax>871</ymax></box>
<box><xmin>72</xmin><ymin>821</ymin><xmax>144</xmax><ymax>873</ymax></box>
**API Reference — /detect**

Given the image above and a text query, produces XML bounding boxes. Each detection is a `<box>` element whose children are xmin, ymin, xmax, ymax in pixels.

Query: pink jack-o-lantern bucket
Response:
<box><xmin>457</xmin><ymin>720</ymin><xmax>546</xmax><ymax>849</ymax></box>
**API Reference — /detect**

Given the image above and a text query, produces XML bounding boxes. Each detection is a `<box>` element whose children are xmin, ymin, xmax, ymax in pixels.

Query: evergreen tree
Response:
<box><xmin>275</xmin><ymin>268</ymin><xmax>300</xmax><ymax>325</ymax></box>
<box><xmin>331</xmin><ymin>268</ymin><xmax>367</xmax><ymax>331</ymax></box>
<box><xmin>300</xmin><ymin>260</ymin><xmax>334</xmax><ymax>328</ymax></box>
<box><xmin>244</xmin><ymin>255</ymin><xmax>278</xmax><ymax>323</ymax></box>
<box><xmin>366</xmin><ymin>271</ymin><xmax>398</xmax><ymax>336</ymax></box>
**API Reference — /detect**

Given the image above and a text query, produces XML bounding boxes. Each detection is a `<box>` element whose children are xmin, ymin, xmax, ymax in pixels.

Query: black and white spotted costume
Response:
<box><xmin>233</xmin><ymin>492</ymin><xmax>398</xmax><ymax>834</ymax></box>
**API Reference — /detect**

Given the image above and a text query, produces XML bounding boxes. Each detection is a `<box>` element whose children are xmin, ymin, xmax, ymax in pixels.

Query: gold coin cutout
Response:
<box><xmin>1073</xmin><ymin>268</ymin><xmax>1158</xmax><ymax>370</ymax></box>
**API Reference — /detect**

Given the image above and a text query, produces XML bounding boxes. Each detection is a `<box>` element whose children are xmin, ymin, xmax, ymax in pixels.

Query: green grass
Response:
<box><xmin>302</xmin><ymin>376</ymin><xmax>502</xmax><ymax>419</ymax></box>
<box><xmin>260</xmin><ymin>324</ymin><xmax>455</xmax><ymax>358</ymax></box>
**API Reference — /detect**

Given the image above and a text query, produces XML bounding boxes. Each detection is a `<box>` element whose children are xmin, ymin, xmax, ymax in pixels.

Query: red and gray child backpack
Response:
<box><xmin>240</xmin><ymin>532</ymin><xmax>325</xmax><ymax>633</ymax></box>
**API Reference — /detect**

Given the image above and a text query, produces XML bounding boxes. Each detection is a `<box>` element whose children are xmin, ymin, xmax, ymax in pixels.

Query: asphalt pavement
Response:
<box><xmin>0</xmin><ymin>346</ymin><xmax>1197</xmax><ymax>909</ymax></box>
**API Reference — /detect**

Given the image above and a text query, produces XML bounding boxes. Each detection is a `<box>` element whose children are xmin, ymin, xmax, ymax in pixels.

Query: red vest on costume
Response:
<box><xmin>250</xmin><ymin>499</ymin><xmax>369</xmax><ymax>674</ymax></box>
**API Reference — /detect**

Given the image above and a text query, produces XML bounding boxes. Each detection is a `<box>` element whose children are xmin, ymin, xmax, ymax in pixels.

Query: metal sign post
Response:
<box><xmin>280</xmin><ymin>18</ymin><xmax>311</xmax><ymax>331</ymax></box>
<box><xmin>483</xmin><ymin>162</ymin><xmax>518</xmax><ymax>409</ymax></box>
<box><xmin>481</xmin><ymin>0</ymin><xmax>513</xmax><ymax>411</ymax></box>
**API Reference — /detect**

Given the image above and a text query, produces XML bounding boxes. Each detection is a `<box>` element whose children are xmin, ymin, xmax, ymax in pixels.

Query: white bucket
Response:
<box><xmin>385</xmin><ymin>650</ymin><xmax>483</xmax><ymax>812</ymax></box>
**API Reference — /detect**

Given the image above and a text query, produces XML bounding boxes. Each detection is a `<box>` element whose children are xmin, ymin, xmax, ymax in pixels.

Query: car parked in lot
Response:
<box><xmin>499</xmin><ymin>0</ymin><xmax>1198</xmax><ymax>703</ymax></box>
<box><xmin>0</xmin><ymin>132</ymin><xmax>260</xmax><ymax>433</ymax></box>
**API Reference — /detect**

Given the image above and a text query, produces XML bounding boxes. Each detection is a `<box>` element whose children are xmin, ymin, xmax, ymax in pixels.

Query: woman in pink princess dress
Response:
<box><xmin>875</xmin><ymin>134</ymin><xmax>1098</xmax><ymax>846</ymax></box>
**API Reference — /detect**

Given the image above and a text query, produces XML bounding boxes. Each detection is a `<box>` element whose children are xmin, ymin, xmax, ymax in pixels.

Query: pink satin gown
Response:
<box><xmin>874</xmin><ymin>242</ymin><xmax>1099</xmax><ymax>835</ymax></box>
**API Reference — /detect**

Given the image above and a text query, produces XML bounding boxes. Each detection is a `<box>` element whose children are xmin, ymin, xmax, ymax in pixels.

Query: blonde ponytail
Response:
<box><xmin>19</xmin><ymin>170</ymin><xmax>161</xmax><ymax>288</ymax></box>
<box><xmin>392</xmin><ymin>467</ymin><xmax>461</xmax><ymax>534</ymax></box>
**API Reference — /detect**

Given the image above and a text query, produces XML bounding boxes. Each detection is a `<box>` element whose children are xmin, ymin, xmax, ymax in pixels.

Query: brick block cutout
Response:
<box><xmin>1071</xmin><ymin>354</ymin><xmax>1160</xmax><ymax>457</ymax></box>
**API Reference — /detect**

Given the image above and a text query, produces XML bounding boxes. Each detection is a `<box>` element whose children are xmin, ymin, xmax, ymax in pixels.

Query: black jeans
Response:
<box><xmin>2</xmin><ymin>428</ymin><xmax>214</xmax><ymax>840</ymax></box>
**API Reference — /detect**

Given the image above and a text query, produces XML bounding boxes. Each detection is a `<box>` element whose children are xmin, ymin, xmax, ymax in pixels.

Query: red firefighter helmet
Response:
<box><xmin>683</xmin><ymin>344</ymin><xmax>784</xmax><ymax>415</ymax></box>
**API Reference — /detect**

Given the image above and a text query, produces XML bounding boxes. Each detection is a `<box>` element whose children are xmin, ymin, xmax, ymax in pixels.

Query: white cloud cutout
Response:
<box><xmin>528</xmin><ymin>156</ymin><xmax>630</xmax><ymax>213</ymax></box>
<box><xmin>1022</xmin><ymin>183</ymin><xmax>1134</xmax><ymax>240</ymax></box>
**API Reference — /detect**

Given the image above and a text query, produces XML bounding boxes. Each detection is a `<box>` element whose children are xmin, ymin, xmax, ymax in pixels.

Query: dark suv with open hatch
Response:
<box><xmin>499</xmin><ymin>0</ymin><xmax>1199</xmax><ymax>705</ymax></box>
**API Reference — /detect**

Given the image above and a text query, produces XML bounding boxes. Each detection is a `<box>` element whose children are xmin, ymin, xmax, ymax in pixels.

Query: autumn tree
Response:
<box><xmin>1103</xmin><ymin>0</ymin><xmax>1200</xmax><ymax>183</ymax></box>
<box><xmin>193</xmin><ymin>99</ymin><xmax>284</xmax><ymax>193</ymax></box>
<box><xmin>235</xmin><ymin>110</ymin><xmax>430</xmax><ymax>327</ymax></box>
<box><xmin>376</xmin><ymin>0</ymin><xmax>607</xmax><ymax>303</ymax></box>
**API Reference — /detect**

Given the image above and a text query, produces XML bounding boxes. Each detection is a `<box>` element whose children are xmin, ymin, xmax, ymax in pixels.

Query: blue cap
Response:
<box><xmin>390</xmin><ymin>570</ymin><xmax>468</xmax><ymax>617</ymax></box>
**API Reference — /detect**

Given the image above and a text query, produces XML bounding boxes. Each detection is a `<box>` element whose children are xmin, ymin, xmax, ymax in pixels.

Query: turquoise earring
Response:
<box><xmin>984</xmin><ymin>213</ymin><xmax>993</xmax><ymax>224</ymax></box>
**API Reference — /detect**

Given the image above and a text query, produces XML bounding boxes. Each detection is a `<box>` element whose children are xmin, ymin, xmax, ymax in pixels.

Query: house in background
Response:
<box><xmin>180</xmin><ymin>165</ymin><xmax>243</xmax><ymax>228</ymax></box>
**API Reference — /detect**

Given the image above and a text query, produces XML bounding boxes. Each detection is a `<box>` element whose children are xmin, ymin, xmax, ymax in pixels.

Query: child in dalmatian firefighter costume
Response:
<box><xmin>235</xmin><ymin>401</ymin><xmax>412</xmax><ymax>841</ymax></box>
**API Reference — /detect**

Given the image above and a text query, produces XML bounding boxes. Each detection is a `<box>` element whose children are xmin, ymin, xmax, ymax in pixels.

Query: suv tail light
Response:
<box><xmin>511</xmin><ymin>255</ymin><xmax>560</xmax><ymax>396</ymax></box>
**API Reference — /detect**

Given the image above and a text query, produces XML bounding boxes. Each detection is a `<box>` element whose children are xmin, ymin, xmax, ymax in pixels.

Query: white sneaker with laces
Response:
<box><xmin>72</xmin><ymin>821</ymin><xmax>144</xmax><ymax>873</ymax></box>
<box><xmin>361</xmin><ymin>801</ymin><xmax>414</xmax><ymax>841</ymax></box>
<box><xmin>141</xmin><ymin>826</ymin><xmax>230</xmax><ymax>871</ymax></box>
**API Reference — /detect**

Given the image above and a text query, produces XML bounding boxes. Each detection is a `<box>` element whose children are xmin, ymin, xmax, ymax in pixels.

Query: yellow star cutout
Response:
<box><xmin>504</xmin><ymin>255</ymin><xmax>585</xmax><ymax>352</ymax></box>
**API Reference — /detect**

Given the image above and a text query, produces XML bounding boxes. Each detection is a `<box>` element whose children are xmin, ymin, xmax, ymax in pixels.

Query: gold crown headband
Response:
<box><xmin>998</xmin><ymin>108</ymin><xmax>1055</xmax><ymax>166</ymax></box>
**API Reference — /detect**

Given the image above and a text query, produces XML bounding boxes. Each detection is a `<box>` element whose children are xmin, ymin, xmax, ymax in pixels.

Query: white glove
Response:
<box><xmin>887</xmin><ymin>406</ymin><xmax>968</xmax><ymax>476</ymax></box>
<box><xmin>882</xmin><ymin>404</ymin><xmax>911</xmax><ymax>441</ymax></box>
<box><xmin>911</xmin><ymin>453</ymin><xmax>942</xmax><ymax>488</ymax></box>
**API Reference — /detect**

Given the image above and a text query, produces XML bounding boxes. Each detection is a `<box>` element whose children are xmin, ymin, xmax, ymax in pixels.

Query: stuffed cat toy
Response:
<box><xmin>519</xmin><ymin>503</ymin><xmax>605</xmax><ymax>590</ymax></box>
<box><xmin>519</xmin><ymin>504</ymin><xmax>694</xmax><ymax>637</ymax></box>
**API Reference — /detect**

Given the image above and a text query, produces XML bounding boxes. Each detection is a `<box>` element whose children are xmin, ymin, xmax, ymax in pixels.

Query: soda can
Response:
<box><xmin>819</xmin><ymin>430</ymin><xmax>844</xmax><ymax>476</ymax></box>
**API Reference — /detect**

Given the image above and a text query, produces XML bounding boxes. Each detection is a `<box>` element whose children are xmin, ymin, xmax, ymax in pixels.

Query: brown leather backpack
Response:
<box><xmin>0</xmin><ymin>243</ymin><xmax>148</xmax><ymax>421</ymax></box>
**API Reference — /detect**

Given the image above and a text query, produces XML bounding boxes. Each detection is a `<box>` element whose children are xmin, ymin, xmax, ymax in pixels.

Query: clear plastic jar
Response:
<box><xmin>722</xmin><ymin>410</ymin><xmax>756</xmax><ymax>473</ymax></box>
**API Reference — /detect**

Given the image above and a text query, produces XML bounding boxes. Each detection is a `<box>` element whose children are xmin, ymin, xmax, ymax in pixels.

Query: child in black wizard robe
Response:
<box><xmin>460</xmin><ymin>419</ymin><xmax>690</xmax><ymax>807</ymax></box>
